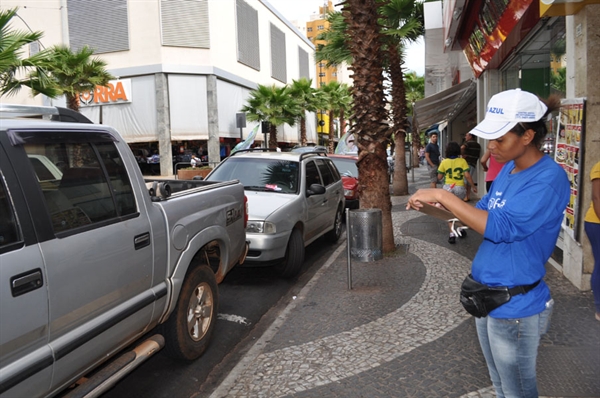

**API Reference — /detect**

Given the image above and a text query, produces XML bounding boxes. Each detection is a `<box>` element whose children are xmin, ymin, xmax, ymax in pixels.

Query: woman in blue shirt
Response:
<box><xmin>406</xmin><ymin>89</ymin><xmax>569</xmax><ymax>398</ymax></box>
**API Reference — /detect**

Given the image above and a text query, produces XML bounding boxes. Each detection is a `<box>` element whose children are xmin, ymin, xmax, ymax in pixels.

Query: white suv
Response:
<box><xmin>206</xmin><ymin>149</ymin><xmax>345</xmax><ymax>277</ymax></box>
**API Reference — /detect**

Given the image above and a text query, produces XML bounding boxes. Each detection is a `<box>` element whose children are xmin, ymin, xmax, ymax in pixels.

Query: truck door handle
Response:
<box><xmin>11</xmin><ymin>269</ymin><xmax>43</xmax><ymax>297</ymax></box>
<box><xmin>134</xmin><ymin>232</ymin><xmax>151</xmax><ymax>250</ymax></box>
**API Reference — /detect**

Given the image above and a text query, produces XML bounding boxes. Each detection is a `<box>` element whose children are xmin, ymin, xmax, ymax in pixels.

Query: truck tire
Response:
<box><xmin>276</xmin><ymin>228</ymin><xmax>304</xmax><ymax>278</ymax></box>
<box><xmin>326</xmin><ymin>205</ymin><xmax>343</xmax><ymax>243</ymax></box>
<box><xmin>163</xmin><ymin>265</ymin><xmax>218</xmax><ymax>360</ymax></box>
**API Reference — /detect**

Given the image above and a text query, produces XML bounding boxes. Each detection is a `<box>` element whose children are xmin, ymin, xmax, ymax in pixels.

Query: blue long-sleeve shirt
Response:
<box><xmin>473</xmin><ymin>155</ymin><xmax>570</xmax><ymax>318</ymax></box>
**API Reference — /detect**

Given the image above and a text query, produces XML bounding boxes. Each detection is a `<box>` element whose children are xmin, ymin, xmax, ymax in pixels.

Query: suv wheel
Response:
<box><xmin>326</xmin><ymin>205</ymin><xmax>343</xmax><ymax>243</ymax></box>
<box><xmin>163</xmin><ymin>265</ymin><xmax>218</xmax><ymax>360</ymax></box>
<box><xmin>276</xmin><ymin>228</ymin><xmax>304</xmax><ymax>278</ymax></box>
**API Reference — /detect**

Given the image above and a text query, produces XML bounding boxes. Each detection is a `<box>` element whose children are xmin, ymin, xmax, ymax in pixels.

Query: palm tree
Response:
<box><xmin>404</xmin><ymin>71</ymin><xmax>425</xmax><ymax>166</ymax></box>
<box><xmin>342</xmin><ymin>0</ymin><xmax>396</xmax><ymax>252</ymax></box>
<box><xmin>319</xmin><ymin>81</ymin><xmax>352</xmax><ymax>153</ymax></box>
<box><xmin>378</xmin><ymin>0</ymin><xmax>424</xmax><ymax>196</ymax></box>
<box><xmin>241</xmin><ymin>84</ymin><xmax>299</xmax><ymax>149</ymax></box>
<box><xmin>315</xmin><ymin>11</ymin><xmax>352</xmax><ymax>68</ymax></box>
<box><xmin>37</xmin><ymin>45</ymin><xmax>113</xmax><ymax>111</ymax></box>
<box><xmin>0</xmin><ymin>8</ymin><xmax>59</xmax><ymax>97</ymax></box>
<box><xmin>289</xmin><ymin>78</ymin><xmax>320</xmax><ymax>146</ymax></box>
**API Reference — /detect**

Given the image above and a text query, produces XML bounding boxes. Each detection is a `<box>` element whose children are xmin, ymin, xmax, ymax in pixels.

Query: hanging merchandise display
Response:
<box><xmin>555</xmin><ymin>98</ymin><xmax>586</xmax><ymax>241</ymax></box>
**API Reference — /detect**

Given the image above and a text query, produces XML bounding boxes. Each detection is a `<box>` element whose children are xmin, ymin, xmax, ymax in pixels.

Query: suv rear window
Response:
<box><xmin>315</xmin><ymin>159</ymin><xmax>340</xmax><ymax>186</ymax></box>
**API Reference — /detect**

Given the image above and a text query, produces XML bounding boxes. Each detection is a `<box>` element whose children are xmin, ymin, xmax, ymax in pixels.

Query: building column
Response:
<box><xmin>155</xmin><ymin>73</ymin><xmax>173</xmax><ymax>176</ymax></box>
<box><xmin>206</xmin><ymin>75</ymin><xmax>220</xmax><ymax>168</ymax></box>
<box><xmin>568</xmin><ymin>5</ymin><xmax>600</xmax><ymax>289</ymax></box>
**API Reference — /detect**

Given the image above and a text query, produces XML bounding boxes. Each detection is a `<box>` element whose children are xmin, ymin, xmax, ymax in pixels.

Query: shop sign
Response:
<box><xmin>554</xmin><ymin>98</ymin><xmax>585</xmax><ymax>241</ymax></box>
<box><xmin>462</xmin><ymin>0</ymin><xmax>536</xmax><ymax>77</ymax></box>
<box><xmin>79</xmin><ymin>79</ymin><xmax>132</xmax><ymax>107</ymax></box>
<box><xmin>540</xmin><ymin>0</ymin><xmax>600</xmax><ymax>17</ymax></box>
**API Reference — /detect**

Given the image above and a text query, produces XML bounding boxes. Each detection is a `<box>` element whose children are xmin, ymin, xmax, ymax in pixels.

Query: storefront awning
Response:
<box><xmin>413</xmin><ymin>79</ymin><xmax>476</xmax><ymax>132</ymax></box>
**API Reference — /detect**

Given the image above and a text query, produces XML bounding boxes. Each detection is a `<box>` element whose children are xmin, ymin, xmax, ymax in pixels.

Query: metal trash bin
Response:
<box><xmin>348</xmin><ymin>209</ymin><xmax>383</xmax><ymax>262</ymax></box>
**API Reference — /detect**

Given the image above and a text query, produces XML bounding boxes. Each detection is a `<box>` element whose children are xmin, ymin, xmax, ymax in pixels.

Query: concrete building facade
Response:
<box><xmin>1</xmin><ymin>0</ymin><xmax>317</xmax><ymax>175</ymax></box>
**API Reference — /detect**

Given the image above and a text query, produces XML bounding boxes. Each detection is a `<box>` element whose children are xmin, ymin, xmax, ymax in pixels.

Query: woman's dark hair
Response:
<box><xmin>445</xmin><ymin>141</ymin><xmax>461</xmax><ymax>158</ymax></box>
<box><xmin>511</xmin><ymin>94</ymin><xmax>561</xmax><ymax>148</ymax></box>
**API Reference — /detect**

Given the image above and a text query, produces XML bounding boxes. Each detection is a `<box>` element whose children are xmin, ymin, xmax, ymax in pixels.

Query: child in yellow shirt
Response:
<box><xmin>438</xmin><ymin>141</ymin><xmax>477</xmax><ymax>243</ymax></box>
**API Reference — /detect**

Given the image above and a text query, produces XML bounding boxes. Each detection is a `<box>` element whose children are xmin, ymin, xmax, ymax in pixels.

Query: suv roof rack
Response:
<box><xmin>0</xmin><ymin>104</ymin><xmax>93</xmax><ymax>124</ymax></box>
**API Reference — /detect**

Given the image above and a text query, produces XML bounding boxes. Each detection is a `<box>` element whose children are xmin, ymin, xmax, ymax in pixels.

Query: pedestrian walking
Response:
<box><xmin>437</xmin><ymin>141</ymin><xmax>476</xmax><ymax>243</ymax></box>
<box><xmin>406</xmin><ymin>89</ymin><xmax>569</xmax><ymax>398</ymax></box>
<box><xmin>461</xmin><ymin>132</ymin><xmax>481</xmax><ymax>201</ymax></box>
<box><xmin>418</xmin><ymin>145</ymin><xmax>426</xmax><ymax>165</ymax></box>
<box><xmin>480</xmin><ymin>149</ymin><xmax>504</xmax><ymax>192</ymax></box>
<box><xmin>425</xmin><ymin>130</ymin><xmax>441</xmax><ymax>188</ymax></box>
<box><xmin>584</xmin><ymin>160</ymin><xmax>600</xmax><ymax>321</ymax></box>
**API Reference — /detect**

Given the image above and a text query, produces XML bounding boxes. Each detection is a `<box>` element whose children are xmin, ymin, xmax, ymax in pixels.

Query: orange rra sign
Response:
<box><xmin>80</xmin><ymin>79</ymin><xmax>132</xmax><ymax>106</ymax></box>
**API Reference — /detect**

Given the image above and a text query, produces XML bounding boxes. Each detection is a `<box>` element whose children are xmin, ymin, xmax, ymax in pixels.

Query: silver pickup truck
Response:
<box><xmin>0</xmin><ymin>105</ymin><xmax>248</xmax><ymax>397</ymax></box>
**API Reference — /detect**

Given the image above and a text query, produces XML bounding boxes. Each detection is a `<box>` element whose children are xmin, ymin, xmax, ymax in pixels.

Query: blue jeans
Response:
<box><xmin>475</xmin><ymin>300</ymin><xmax>554</xmax><ymax>398</ymax></box>
<box><xmin>584</xmin><ymin>221</ymin><xmax>600</xmax><ymax>313</ymax></box>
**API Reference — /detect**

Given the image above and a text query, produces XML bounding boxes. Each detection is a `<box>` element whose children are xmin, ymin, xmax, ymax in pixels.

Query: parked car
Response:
<box><xmin>0</xmin><ymin>104</ymin><xmax>248</xmax><ymax>397</ymax></box>
<box><xmin>205</xmin><ymin>149</ymin><xmax>345</xmax><ymax>278</ymax></box>
<box><xmin>328</xmin><ymin>154</ymin><xmax>360</xmax><ymax>209</ymax></box>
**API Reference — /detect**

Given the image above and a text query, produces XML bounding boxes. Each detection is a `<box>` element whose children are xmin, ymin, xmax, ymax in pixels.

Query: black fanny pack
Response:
<box><xmin>459</xmin><ymin>274</ymin><xmax>540</xmax><ymax>318</ymax></box>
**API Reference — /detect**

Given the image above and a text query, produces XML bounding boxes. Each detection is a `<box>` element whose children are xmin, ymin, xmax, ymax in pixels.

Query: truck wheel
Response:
<box><xmin>326</xmin><ymin>205</ymin><xmax>343</xmax><ymax>243</ymax></box>
<box><xmin>163</xmin><ymin>265</ymin><xmax>218</xmax><ymax>360</ymax></box>
<box><xmin>276</xmin><ymin>228</ymin><xmax>304</xmax><ymax>278</ymax></box>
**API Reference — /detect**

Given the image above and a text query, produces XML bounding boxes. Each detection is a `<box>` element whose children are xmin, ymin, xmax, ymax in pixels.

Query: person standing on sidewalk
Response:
<box><xmin>461</xmin><ymin>132</ymin><xmax>481</xmax><ymax>201</ymax></box>
<box><xmin>425</xmin><ymin>131</ymin><xmax>441</xmax><ymax>188</ymax></box>
<box><xmin>480</xmin><ymin>149</ymin><xmax>504</xmax><ymax>192</ymax></box>
<box><xmin>584</xmin><ymin>160</ymin><xmax>600</xmax><ymax>321</ymax></box>
<box><xmin>406</xmin><ymin>89</ymin><xmax>569</xmax><ymax>398</ymax></box>
<box><xmin>437</xmin><ymin>141</ymin><xmax>477</xmax><ymax>243</ymax></box>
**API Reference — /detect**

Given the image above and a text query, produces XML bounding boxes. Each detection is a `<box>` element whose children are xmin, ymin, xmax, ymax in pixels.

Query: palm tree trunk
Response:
<box><xmin>328</xmin><ymin>110</ymin><xmax>335</xmax><ymax>154</ymax></box>
<box><xmin>389</xmin><ymin>44</ymin><xmax>409</xmax><ymax>196</ymax></box>
<box><xmin>340</xmin><ymin>109</ymin><xmax>347</xmax><ymax>138</ymax></box>
<box><xmin>300</xmin><ymin>117</ymin><xmax>307</xmax><ymax>146</ymax></box>
<box><xmin>269</xmin><ymin>125</ymin><xmax>278</xmax><ymax>149</ymax></box>
<box><xmin>67</xmin><ymin>93</ymin><xmax>80</xmax><ymax>112</ymax></box>
<box><xmin>343</xmin><ymin>0</ymin><xmax>395</xmax><ymax>253</ymax></box>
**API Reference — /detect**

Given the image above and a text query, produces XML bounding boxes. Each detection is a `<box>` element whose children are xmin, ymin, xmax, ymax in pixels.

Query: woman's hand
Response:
<box><xmin>407</xmin><ymin>188</ymin><xmax>488</xmax><ymax>235</ymax></box>
<box><xmin>406</xmin><ymin>188</ymin><xmax>444</xmax><ymax>211</ymax></box>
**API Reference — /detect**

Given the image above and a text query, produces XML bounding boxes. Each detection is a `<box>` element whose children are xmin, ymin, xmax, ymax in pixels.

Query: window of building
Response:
<box><xmin>319</xmin><ymin>72</ymin><xmax>326</xmax><ymax>77</ymax></box>
<box><xmin>270</xmin><ymin>23</ymin><xmax>287</xmax><ymax>83</ymax></box>
<box><xmin>236</xmin><ymin>0</ymin><xmax>261</xmax><ymax>70</ymax></box>
<box><xmin>307</xmin><ymin>27</ymin><xmax>313</xmax><ymax>32</ymax></box>
<box><xmin>317</xmin><ymin>25</ymin><xmax>324</xmax><ymax>30</ymax></box>
<box><xmin>299</xmin><ymin>47</ymin><xmax>310</xmax><ymax>79</ymax></box>
<box><xmin>501</xmin><ymin>17</ymin><xmax>565</xmax><ymax>98</ymax></box>
<box><xmin>161</xmin><ymin>0</ymin><xmax>210</xmax><ymax>48</ymax></box>
<box><xmin>67</xmin><ymin>0</ymin><xmax>129</xmax><ymax>53</ymax></box>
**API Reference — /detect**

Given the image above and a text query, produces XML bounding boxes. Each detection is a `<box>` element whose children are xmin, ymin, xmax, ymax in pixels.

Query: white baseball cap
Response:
<box><xmin>470</xmin><ymin>89</ymin><xmax>548</xmax><ymax>140</ymax></box>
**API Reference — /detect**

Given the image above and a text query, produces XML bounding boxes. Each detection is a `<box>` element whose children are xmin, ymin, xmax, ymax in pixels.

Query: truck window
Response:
<box><xmin>0</xmin><ymin>178</ymin><xmax>21</xmax><ymax>248</ymax></box>
<box><xmin>23</xmin><ymin>140</ymin><xmax>137</xmax><ymax>234</ymax></box>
